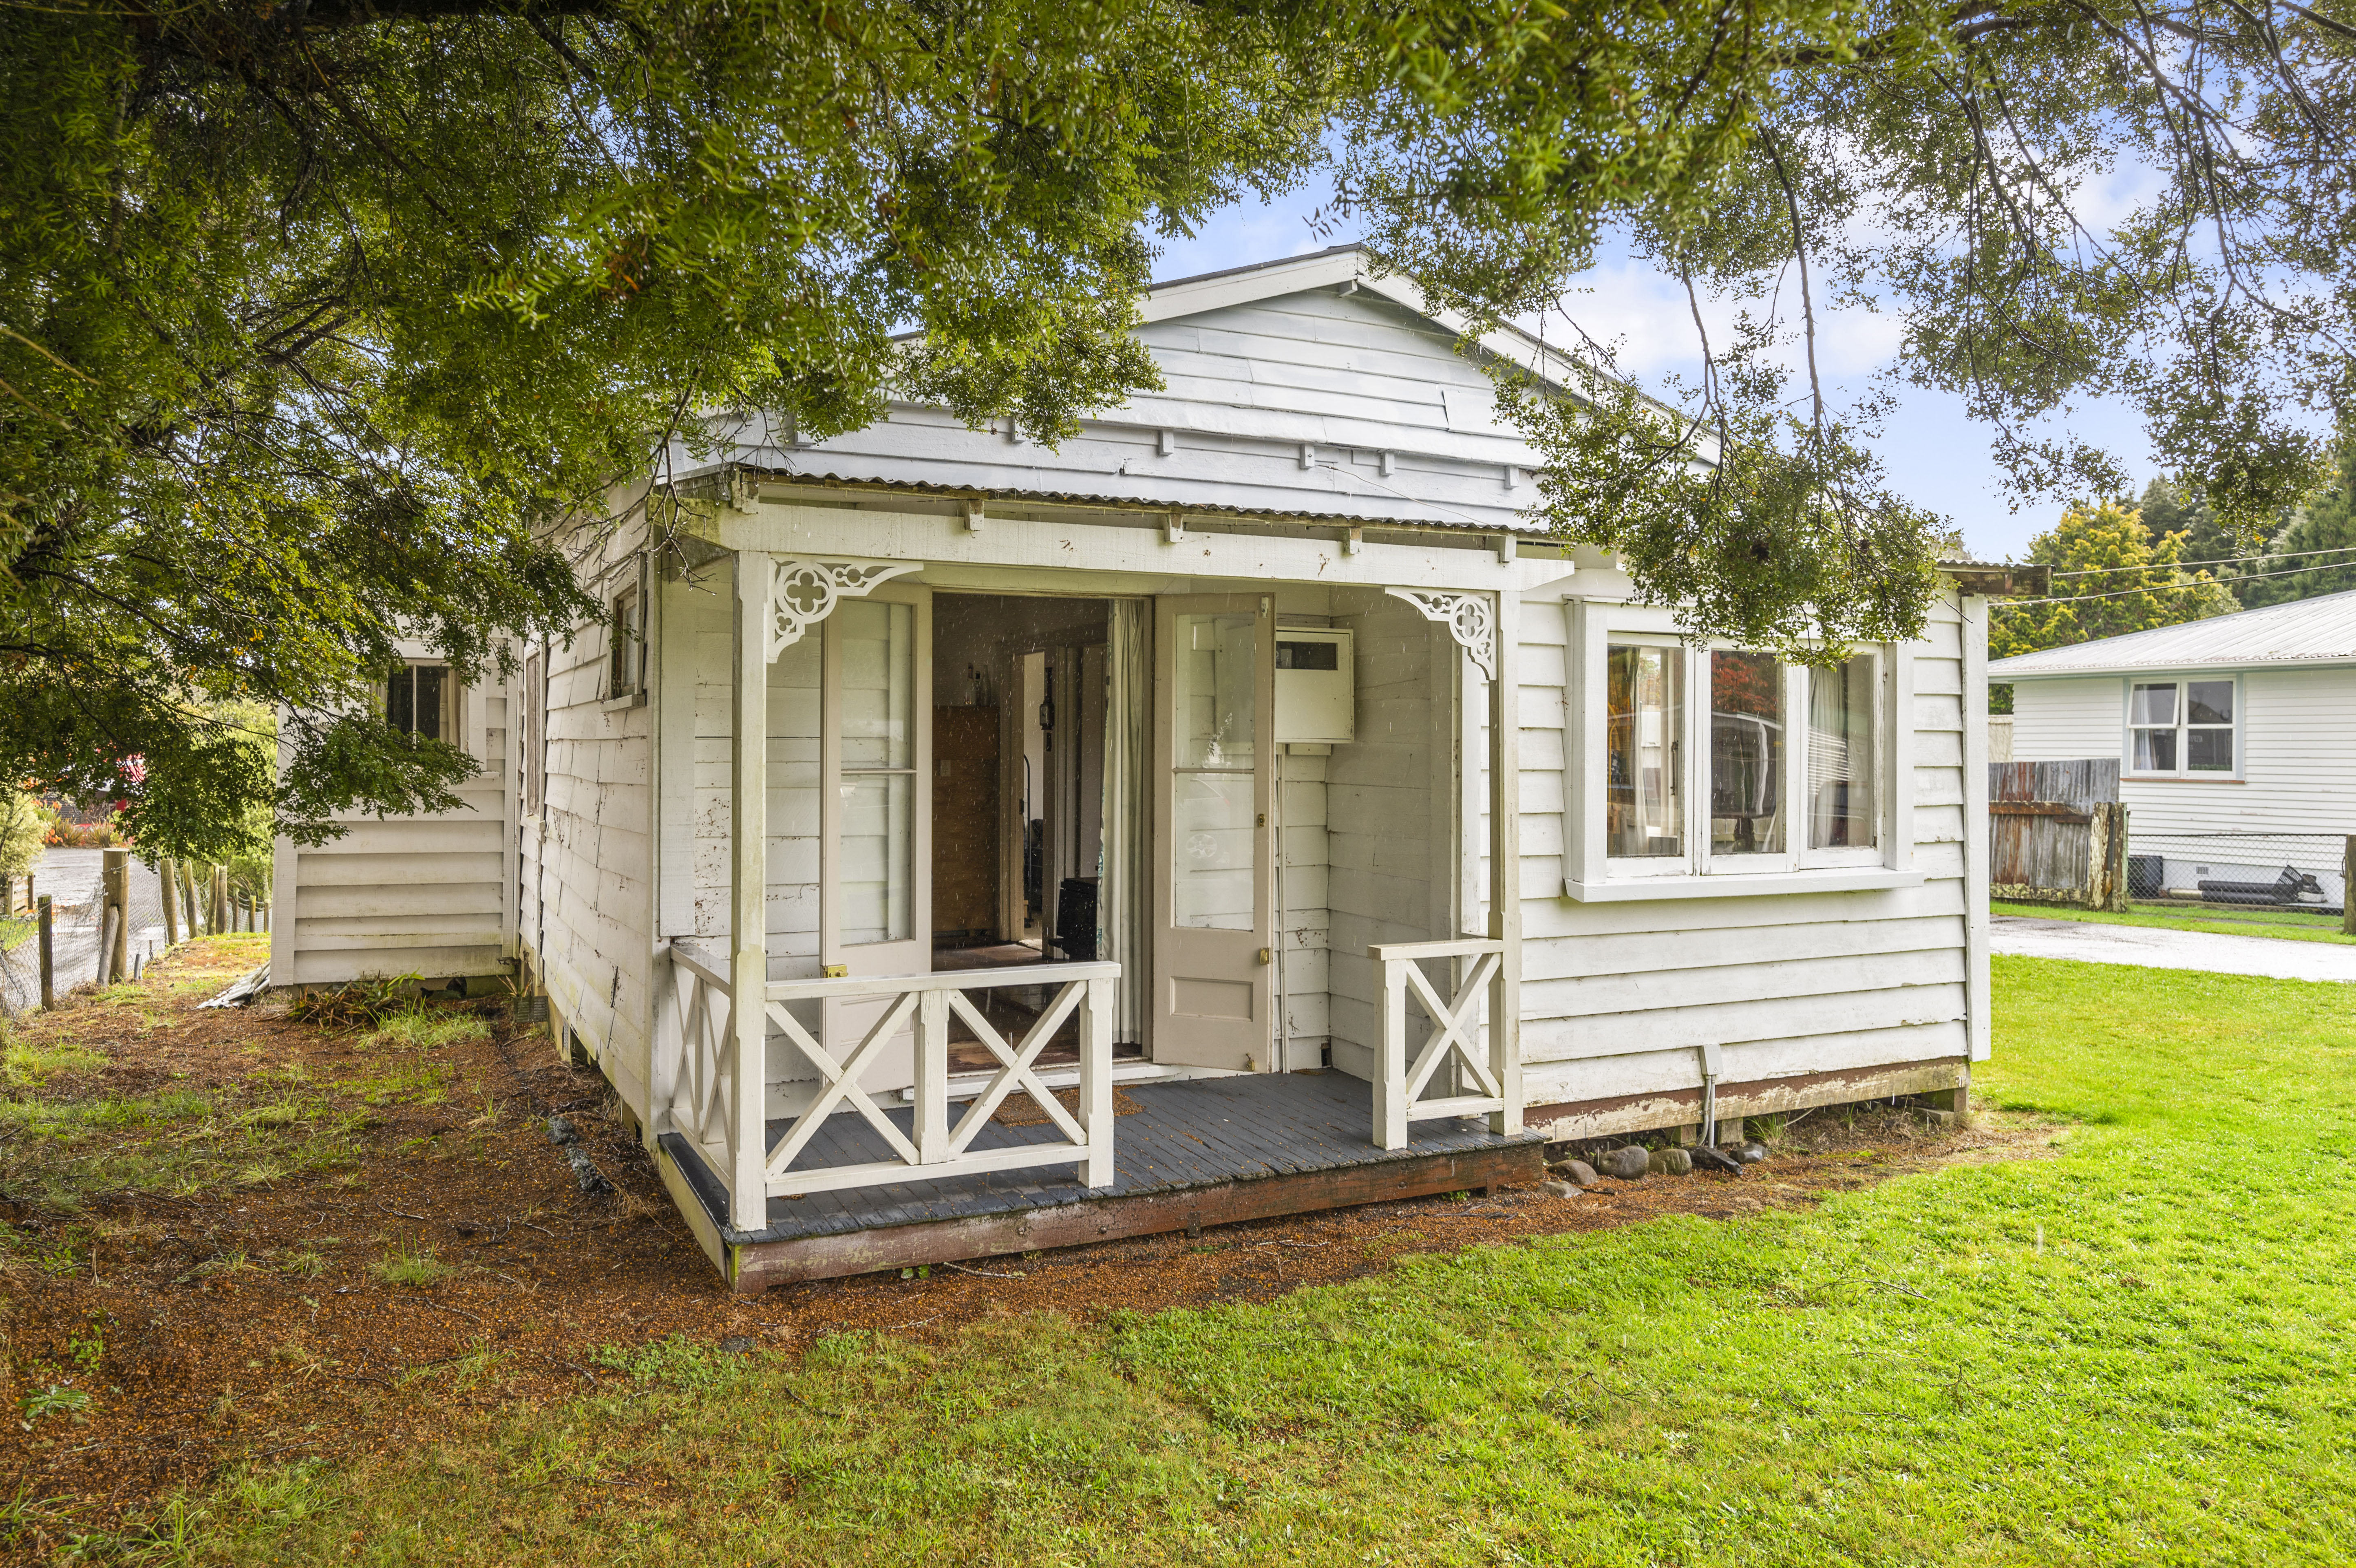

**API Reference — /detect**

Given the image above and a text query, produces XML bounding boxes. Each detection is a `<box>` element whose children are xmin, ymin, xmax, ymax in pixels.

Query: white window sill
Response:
<box><xmin>601</xmin><ymin>691</ymin><xmax>648</xmax><ymax>712</ymax></box>
<box><xmin>1563</xmin><ymin>867</ymin><xmax>1928</xmax><ymax>902</ymax></box>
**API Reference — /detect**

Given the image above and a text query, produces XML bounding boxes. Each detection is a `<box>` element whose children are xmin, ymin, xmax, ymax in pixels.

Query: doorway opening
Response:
<box><xmin>930</xmin><ymin>592</ymin><xmax>1139</xmax><ymax>1070</ymax></box>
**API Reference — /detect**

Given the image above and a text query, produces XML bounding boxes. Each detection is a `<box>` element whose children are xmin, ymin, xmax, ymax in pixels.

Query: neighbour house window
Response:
<box><xmin>609</xmin><ymin>582</ymin><xmax>645</xmax><ymax>698</ymax></box>
<box><xmin>1806</xmin><ymin>654</ymin><xmax>1879</xmax><ymax>850</ymax></box>
<box><xmin>1605</xmin><ymin>644</ymin><xmax>1683</xmax><ymax>857</ymax></box>
<box><xmin>2129</xmin><ymin>679</ymin><xmax>2235</xmax><ymax>774</ymax></box>
<box><xmin>386</xmin><ymin>663</ymin><xmax>450</xmax><ymax>742</ymax></box>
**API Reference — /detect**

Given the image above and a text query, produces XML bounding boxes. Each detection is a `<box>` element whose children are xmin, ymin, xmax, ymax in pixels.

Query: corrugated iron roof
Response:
<box><xmin>1991</xmin><ymin>587</ymin><xmax>2356</xmax><ymax>676</ymax></box>
<box><xmin>733</xmin><ymin>464</ymin><xmax>1557</xmax><ymax>537</ymax></box>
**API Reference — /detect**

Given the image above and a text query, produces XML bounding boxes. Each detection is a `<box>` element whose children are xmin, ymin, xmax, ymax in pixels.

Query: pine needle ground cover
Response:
<box><xmin>64</xmin><ymin>956</ymin><xmax>2356</xmax><ymax>1564</ymax></box>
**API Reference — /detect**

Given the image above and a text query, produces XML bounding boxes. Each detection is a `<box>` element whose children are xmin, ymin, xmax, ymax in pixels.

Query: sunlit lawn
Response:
<box><xmin>77</xmin><ymin>956</ymin><xmax>2356</xmax><ymax>1565</ymax></box>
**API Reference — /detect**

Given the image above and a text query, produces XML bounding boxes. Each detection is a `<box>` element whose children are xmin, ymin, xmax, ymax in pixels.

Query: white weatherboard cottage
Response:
<box><xmin>1993</xmin><ymin>588</ymin><xmax>2356</xmax><ymax>902</ymax></box>
<box><xmin>274</xmin><ymin>248</ymin><xmax>2006</xmax><ymax>1288</ymax></box>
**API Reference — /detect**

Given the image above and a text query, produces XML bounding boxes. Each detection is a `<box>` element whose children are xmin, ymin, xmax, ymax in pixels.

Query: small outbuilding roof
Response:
<box><xmin>1990</xmin><ymin>587</ymin><xmax>2356</xmax><ymax>677</ymax></box>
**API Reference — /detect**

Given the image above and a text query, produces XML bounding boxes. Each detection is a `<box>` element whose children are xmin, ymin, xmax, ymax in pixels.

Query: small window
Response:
<box><xmin>521</xmin><ymin>649</ymin><xmax>546</xmax><ymax>818</ymax></box>
<box><xmin>1807</xmin><ymin>654</ymin><xmax>1878</xmax><ymax>849</ymax></box>
<box><xmin>1606</xmin><ymin>644</ymin><xmax>1683</xmax><ymax>857</ymax></box>
<box><xmin>1709</xmin><ymin>651</ymin><xmax>1784</xmax><ymax>856</ymax></box>
<box><xmin>609</xmin><ymin>584</ymin><xmax>644</xmax><ymax>698</ymax></box>
<box><xmin>2131</xmin><ymin>679</ymin><xmax>2235</xmax><ymax>775</ymax></box>
<box><xmin>386</xmin><ymin>663</ymin><xmax>449</xmax><ymax>741</ymax></box>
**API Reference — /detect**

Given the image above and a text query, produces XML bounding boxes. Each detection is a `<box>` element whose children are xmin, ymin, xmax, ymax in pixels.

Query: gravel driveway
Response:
<box><xmin>1992</xmin><ymin>913</ymin><xmax>2356</xmax><ymax>983</ymax></box>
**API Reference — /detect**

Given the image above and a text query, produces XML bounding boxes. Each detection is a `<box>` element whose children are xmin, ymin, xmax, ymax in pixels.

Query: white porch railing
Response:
<box><xmin>654</xmin><ymin>939</ymin><xmax>1119</xmax><ymax>1228</ymax></box>
<box><xmin>1369</xmin><ymin>937</ymin><xmax>1510</xmax><ymax>1150</ymax></box>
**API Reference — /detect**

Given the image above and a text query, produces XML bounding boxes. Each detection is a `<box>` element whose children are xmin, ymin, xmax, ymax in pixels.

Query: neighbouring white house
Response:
<box><xmin>1992</xmin><ymin>588</ymin><xmax>2356</xmax><ymax>905</ymax></box>
<box><xmin>272</xmin><ymin>246</ymin><xmax>2021</xmax><ymax>1290</ymax></box>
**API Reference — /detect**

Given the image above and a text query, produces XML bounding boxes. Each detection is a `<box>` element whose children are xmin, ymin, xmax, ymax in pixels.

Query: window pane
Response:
<box><xmin>2133</xmin><ymin>728</ymin><xmax>2177</xmax><ymax>771</ymax></box>
<box><xmin>1174</xmin><ymin>613</ymin><xmax>1257</xmax><ymax>770</ymax></box>
<box><xmin>2130</xmin><ymin>683</ymin><xmax>2178</xmax><ymax>726</ymax></box>
<box><xmin>838</xmin><ymin>773</ymin><xmax>912</xmax><ymax>945</ymax></box>
<box><xmin>838</xmin><ymin>600</ymin><xmax>912</xmax><ymax>769</ymax></box>
<box><xmin>2188</xmin><ymin>681</ymin><xmax>2233</xmax><ymax>725</ymax></box>
<box><xmin>2188</xmin><ymin>727</ymin><xmax>2233</xmax><ymax>771</ymax></box>
<box><xmin>1807</xmin><ymin>654</ymin><xmax>1877</xmax><ymax>849</ymax></box>
<box><xmin>386</xmin><ymin>667</ymin><xmax>413</xmax><ymax>736</ymax></box>
<box><xmin>1711</xmin><ymin>651</ymin><xmax>1784</xmax><ymax>855</ymax></box>
<box><xmin>1171</xmin><ymin>773</ymin><xmax>1255</xmax><ymax>930</ymax></box>
<box><xmin>413</xmin><ymin>665</ymin><xmax>446</xmax><ymax>742</ymax></box>
<box><xmin>1606</xmin><ymin>645</ymin><xmax>1683</xmax><ymax>857</ymax></box>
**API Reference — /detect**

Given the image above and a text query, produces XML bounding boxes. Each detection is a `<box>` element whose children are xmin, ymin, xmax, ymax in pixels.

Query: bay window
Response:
<box><xmin>1579</xmin><ymin>612</ymin><xmax>1906</xmax><ymax>897</ymax></box>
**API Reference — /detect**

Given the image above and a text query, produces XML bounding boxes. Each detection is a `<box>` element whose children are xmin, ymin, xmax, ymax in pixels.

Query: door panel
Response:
<box><xmin>822</xmin><ymin>587</ymin><xmax>932</xmax><ymax>1089</ymax></box>
<box><xmin>1152</xmin><ymin>595</ymin><xmax>1274</xmax><ymax>1069</ymax></box>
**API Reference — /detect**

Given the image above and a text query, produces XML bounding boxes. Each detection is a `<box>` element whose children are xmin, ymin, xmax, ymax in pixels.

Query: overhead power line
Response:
<box><xmin>2049</xmin><ymin>541</ymin><xmax>2356</xmax><ymax>578</ymax></box>
<box><xmin>1995</xmin><ymin>557</ymin><xmax>2356</xmax><ymax>608</ymax></box>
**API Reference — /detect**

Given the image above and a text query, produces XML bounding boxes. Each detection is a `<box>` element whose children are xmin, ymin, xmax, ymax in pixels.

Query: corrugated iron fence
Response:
<box><xmin>1989</xmin><ymin>759</ymin><xmax>2129</xmax><ymax>911</ymax></box>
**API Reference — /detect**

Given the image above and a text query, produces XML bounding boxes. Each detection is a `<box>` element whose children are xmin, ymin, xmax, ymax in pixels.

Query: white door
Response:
<box><xmin>821</xmin><ymin>585</ymin><xmax>932</xmax><ymax>1087</ymax></box>
<box><xmin>1152</xmin><ymin>594</ymin><xmax>1274</xmax><ymax>1070</ymax></box>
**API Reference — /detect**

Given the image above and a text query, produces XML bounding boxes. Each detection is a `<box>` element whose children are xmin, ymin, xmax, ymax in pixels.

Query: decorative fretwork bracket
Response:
<box><xmin>1385</xmin><ymin>588</ymin><xmax>1497</xmax><ymax>681</ymax></box>
<box><xmin>766</xmin><ymin>559</ymin><xmax>921</xmax><ymax>661</ymax></box>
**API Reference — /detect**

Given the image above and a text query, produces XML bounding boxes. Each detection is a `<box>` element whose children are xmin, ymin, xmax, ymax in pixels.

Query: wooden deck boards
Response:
<box><xmin>658</xmin><ymin>1071</ymin><xmax>1543</xmax><ymax>1290</ymax></box>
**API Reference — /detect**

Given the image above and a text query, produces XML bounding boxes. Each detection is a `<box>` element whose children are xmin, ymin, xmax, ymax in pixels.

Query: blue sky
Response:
<box><xmin>1147</xmin><ymin>184</ymin><xmax>2161</xmax><ymax>564</ymax></box>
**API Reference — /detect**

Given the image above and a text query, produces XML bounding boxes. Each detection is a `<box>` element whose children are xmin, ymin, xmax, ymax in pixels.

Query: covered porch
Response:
<box><xmin>642</xmin><ymin>535</ymin><xmax>1530</xmax><ymax>1289</ymax></box>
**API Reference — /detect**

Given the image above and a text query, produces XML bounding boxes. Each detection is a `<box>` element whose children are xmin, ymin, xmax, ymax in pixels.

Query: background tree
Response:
<box><xmin>1988</xmin><ymin>500</ymin><xmax>2235</xmax><ymax>712</ymax></box>
<box><xmin>2240</xmin><ymin>433</ymin><xmax>2356</xmax><ymax>607</ymax></box>
<box><xmin>11</xmin><ymin>0</ymin><xmax>2356</xmax><ymax>850</ymax></box>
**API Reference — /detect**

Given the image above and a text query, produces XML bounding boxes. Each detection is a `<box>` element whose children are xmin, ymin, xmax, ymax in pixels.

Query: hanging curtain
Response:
<box><xmin>1099</xmin><ymin>601</ymin><xmax>1150</xmax><ymax>1047</ymax></box>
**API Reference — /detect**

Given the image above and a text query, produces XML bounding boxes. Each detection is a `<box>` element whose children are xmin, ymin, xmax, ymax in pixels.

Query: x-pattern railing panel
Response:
<box><xmin>654</xmin><ymin>950</ymin><xmax>1122</xmax><ymax>1214</ymax></box>
<box><xmin>1370</xmin><ymin>938</ymin><xmax>1511</xmax><ymax>1151</ymax></box>
<box><xmin>945</xmin><ymin>981</ymin><xmax>1090</xmax><ymax>1152</ymax></box>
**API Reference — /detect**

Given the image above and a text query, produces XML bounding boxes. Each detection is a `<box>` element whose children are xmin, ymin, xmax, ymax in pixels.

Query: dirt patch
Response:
<box><xmin>0</xmin><ymin>942</ymin><xmax>2055</xmax><ymax>1539</ymax></box>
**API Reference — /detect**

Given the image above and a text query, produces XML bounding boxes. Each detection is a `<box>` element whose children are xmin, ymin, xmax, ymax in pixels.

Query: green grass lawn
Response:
<box><xmin>1994</xmin><ymin>897</ymin><xmax>2356</xmax><ymax>945</ymax></box>
<box><xmin>82</xmin><ymin>957</ymin><xmax>2356</xmax><ymax>1565</ymax></box>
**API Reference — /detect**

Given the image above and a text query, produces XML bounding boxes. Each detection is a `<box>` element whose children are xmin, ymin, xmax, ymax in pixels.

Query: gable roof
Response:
<box><xmin>1143</xmin><ymin>244</ymin><xmax>1605</xmax><ymax>405</ymax></box>
<box><xmin>1990</xmin><ymin>587</ymin><xmax>2356</xmax><ymax>677</ymax></box>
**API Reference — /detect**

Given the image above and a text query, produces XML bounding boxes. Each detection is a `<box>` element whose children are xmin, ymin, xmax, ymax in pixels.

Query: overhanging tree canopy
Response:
<box><xmin>6</xmin><ymin>0</ymin><xmax>2352</xmax><ymax>851</ymax></box>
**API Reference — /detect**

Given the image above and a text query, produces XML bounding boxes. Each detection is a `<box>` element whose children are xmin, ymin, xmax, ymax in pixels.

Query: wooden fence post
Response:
<box><xmin>36</xmin><ymin>895</ymin><xmax>53</xmax><ymax>1009</ymax></box>
<box><xmin>159</xmin><ymin>856</ymin><xmax>181</xmax><ymax>945</ymax></box>
<box><xmin>183</xmin><ymin>864</ymin><xmax>200</xmax><ymax>936</ymax></box>
<box><xmin>211</xmin><ymin>867</ymin><xmax>228</xmax><ymax>934</ymax></box>
<box><xmin>2344</xmin><ymin>836</ymin><xmax>2354</xmax><ymax>936</ymax></box>
<box><xmin>102</xmin><ymin>848</ymin><xmax>129</xmax><ymax>984</ymax></box>
<box><xmin>97</xmin><ymin>906</ymin><xmax>121</xmax><ymax>988</ymax></box>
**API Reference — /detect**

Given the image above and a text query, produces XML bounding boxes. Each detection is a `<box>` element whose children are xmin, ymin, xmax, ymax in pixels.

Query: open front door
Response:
<box><xmin>821</xmin><ymin>584</ymin><xmax>932</xmax><ymax>1086</ymax></box>
<box><xmin>1151</xmin><ymin>594</ymin><xmax>1274</xmax><ymax>1070</ymax></box>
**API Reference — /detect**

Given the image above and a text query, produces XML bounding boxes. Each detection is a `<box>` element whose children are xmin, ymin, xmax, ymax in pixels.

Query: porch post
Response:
<box><xmin>1486</xmin><ymin>587</ymin><xmax>1523</xmax><ymax>1135</ymax></box>
<box><xmin>729</xmin><ymin>550</ymin><xmax>773</xmax><ymax>1229</ymax></box>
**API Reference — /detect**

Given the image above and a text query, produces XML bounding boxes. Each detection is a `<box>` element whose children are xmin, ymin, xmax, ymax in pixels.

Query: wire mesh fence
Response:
<box><xmin>0</xmin><ymin>852</ymin><xmax>235</xmax><ymax>1018</ymax></box>
<box><xmin>2124</xmin><ymin>830</ymin><xmax>2347</xmax><ymax>915</ymax></box>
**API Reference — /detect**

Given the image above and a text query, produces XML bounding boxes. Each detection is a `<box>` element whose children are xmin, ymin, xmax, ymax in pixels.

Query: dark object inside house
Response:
<box><xmin>1053</xmin><ymin>877</ymin><xmax>1099</xmax><ymax>961</ymax></box>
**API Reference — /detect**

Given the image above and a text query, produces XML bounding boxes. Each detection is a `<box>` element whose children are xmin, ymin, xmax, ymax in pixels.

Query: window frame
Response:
<box><xmin>1567</xmin><ymin>601</ymin><xmax>1916</xmax><ymax>900</ymax></box>
<box><xmin>2121</xmin><ymin>673</ymin><xmax>2240</xmax><ymax>780</ymax></box>
<box><xmin>1797</xmin><ymin>649</ymin><xmax>1888</xmax><ymax>870</ymax></box>
<box><xmin>384</xmin><ymin>659</ymin><xmax>455</xmax><ymax>744</ymax></box>
<box><xmin>608</xmin><ymin>576</ymin><xmax>646</xmax><ymax>702</ymax></box>
<box><xmin>1600</xmin><ymin>633</ymin><xmax>1698</xmax><ymax>882</ymax></box>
